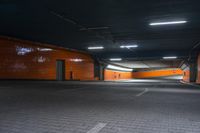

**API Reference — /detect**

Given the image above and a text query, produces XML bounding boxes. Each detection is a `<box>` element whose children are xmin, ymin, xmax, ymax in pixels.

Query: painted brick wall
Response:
<box><xmin>133</xmin><ymin>69</ymin><xmax>183</xmax><ymax>79</ymax></box>
<box><xmin>0</xmin><ymin>36</ymin><xmax>94</xmax><ymax>80</ymax></box>
<box><xmin>104</xmin><ymin>69</ymin><xmax>133</xmax><ymax>80</ymax></box>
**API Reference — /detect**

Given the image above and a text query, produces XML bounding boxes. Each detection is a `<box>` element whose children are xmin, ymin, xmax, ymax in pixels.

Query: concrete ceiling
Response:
<box><xmin>0</xmin><ymin>0</ymin><xmax>200</xmax><ymax>60</ymax></box>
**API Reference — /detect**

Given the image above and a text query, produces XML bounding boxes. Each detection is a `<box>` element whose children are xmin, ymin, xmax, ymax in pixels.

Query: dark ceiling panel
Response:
<box><xmin>0</xmin><ymin>0</ymin><xmax>200</xmax><ymax>60</ymax></box>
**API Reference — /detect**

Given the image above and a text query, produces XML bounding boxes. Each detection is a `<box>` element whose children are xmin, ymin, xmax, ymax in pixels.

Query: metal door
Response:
<box><xmin>56</xmin><ymin>60</ymin><xmax>65</xmax><ymax>81</ymax></box>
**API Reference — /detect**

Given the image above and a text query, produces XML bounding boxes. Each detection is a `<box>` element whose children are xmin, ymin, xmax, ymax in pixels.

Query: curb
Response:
<box><xmin>180</xmin><ymin>80</ymin><xmax>200</xmax><ymax>88</ymax></box>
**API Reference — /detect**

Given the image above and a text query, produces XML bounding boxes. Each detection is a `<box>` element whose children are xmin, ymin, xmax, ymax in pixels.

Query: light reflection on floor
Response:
<box><xmin>113</xmin><ymin>76</ymin><xmax>183</xmax><ymax>83</ymax></box>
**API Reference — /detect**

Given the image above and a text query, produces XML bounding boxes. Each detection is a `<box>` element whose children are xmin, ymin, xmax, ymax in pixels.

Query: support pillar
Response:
<box><xmin>99</xmin><ymin>65</ymin><xmax>105</xmax><ymax>81</ymax></box>
<box><xmin>188</xmin><ymin>53</ymin><xmax>198</xmax><ymax>83</ymax></box>
<box><xmin>94</xmin><ymin>59</ymin><xmax>105</xmax><ymax>81</ymax></box>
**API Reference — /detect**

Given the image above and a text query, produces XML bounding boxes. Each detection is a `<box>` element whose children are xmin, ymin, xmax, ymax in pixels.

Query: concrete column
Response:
<box><xmin>93</xmin><ymin>59</ymin><xmax>105</xmax><ymax>81</ymax></box>
<box><xmin>99</xmin><ymin>65</ymin><xmax>105</xmax><ymax>81</ymax></box>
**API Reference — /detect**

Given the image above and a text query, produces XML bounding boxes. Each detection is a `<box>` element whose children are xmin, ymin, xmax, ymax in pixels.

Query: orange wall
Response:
<box><xmin>104</xmin><ymin>69</ymin><xmax>133</xmax><ymax>80</ymax></box>
<box><xmin>133</xmin><ymin>69</ymin><xmax>183</xmax><ymax>79</ymax></box>
<box><xmin>104</xmin><ymin>68</ymin><xmax>183</xmax><ymax>81</ymax></box>
<box><xmin>0</xmin><ymin>36</ymin><xmax>94</xmax><ymax>80</ymax></box>
<box><xmin>182</xmin><ymin>69</ymin><xmax>190</xmax><ymax>82</ymax></box>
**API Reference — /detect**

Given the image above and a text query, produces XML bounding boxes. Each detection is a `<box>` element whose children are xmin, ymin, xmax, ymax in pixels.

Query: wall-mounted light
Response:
<box><xmin>107</xmin><ymin>65</ymin><xmax>133</xmax><ymax>72</ymax></box>
<box><xmin>163</xmin><ymin>56</ymin><xmax>177</xmax><ymax>59</ymax></box>
<box><xmin>110</xmin><ymin>58</ymin><xmax>122</xmax><ymax>61</ymax></box>
<box><xmin>87</xmin><ymin>46</ymin><xmax>104</xmax><ymax>50</ymax></box>
<box><xmin>120</xmin><ymin>45</ymin><xmax>138</xmax><ymax>49</ymax></box>
<box><xmin>150</xmin><ymin>20</ymin><xmax>187</xmax><ymax>26</ymax></box>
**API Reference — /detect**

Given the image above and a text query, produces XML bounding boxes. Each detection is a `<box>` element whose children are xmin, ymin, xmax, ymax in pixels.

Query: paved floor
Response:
<box><xmin>0</xmin><ymin>80</ymin><xmax>200</xmax><ymax>133</ymax></box>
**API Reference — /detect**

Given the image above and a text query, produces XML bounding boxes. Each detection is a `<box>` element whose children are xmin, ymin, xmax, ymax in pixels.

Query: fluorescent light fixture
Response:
<box><xmin>37</xmin><ymin>48</ymin><xmax>53</xmax><ymax>52</ymax></box>
<box><xmin>110</xmin><ymin>58</ymin><xmax>122</xmax><ymax>61</ymax></box>
<box><xmin>70</xmin><ymin>58</ymin><xmax>83</xmax><ymax>62</ymax></box>
<box><xmin>107</xmin><ymin>65</ymin><xmax>133</xmax><ymax>72</ymax></box>
<box><xmin>150</xmin><ymin>21</ymin><xmax>187</xmax><ymax>26</ymax></box>
<box><xmin>163</xmin><ymin>56</ymin><xmax>177</xmax><ymax>59</ymax></box>
<box><xmin>120</xmin><ymin>45</ymin><xmax>138</xmax><ymax>49</ymax></box>
<box><xmin>88</xmin><ymin>46</ymin><xmax>104</xmax><ymax>50</ymax></box>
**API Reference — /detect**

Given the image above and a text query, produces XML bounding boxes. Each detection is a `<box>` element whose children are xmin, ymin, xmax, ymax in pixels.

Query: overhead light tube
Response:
<box><xmin>150</xmin><ymin>21</ymin><xmax>187</xmax><ymax>26</ymax></box>
<box><xmin>110</xmin><ymin>58</ymin><xmax>122</xmax><ymax>61</ymax></box>
<box><xmin>88</xmin><ymin>46</ymin><xmax>104</xmax><ymax>50</ymax></box>
<box><xmin>107</xmin><ymin>65</ymin><xmax>133</xmax><ymax>72</ymax></box>
<box><xmin>163</xmin><ymin>56</ymin><xmax>177</xmax><ymax>59</ymax></box>
<box><xmin>120</xmin><ymin>45</ymin><xmax>138</xmax><ymax>49</ymax></box>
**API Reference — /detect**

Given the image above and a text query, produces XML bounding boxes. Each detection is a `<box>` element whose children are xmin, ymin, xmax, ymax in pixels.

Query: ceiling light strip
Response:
<box><xmin>163</xmin><ymin>56</ymin><xmax>177</xmax><ymax>59</ymax></box>
<box><xmin>110</xmin><ymin>58</ymin><xmax>122</xmax><ymax>61</ymax></box>
<box><xmin>107</xmin><ymin>65</ymin><xmax>133</xmax><ymax>72</ymax></box>
<box><xmin>88</xmin><ymin>46</ymin><xmax>104</xmax><ymax>50</ymax></box>
<box><xmin>150</xmin><ymin>21</ymin><xmax>187</xmax><ymax>26</ymax></box>
<box><xmin>120</xmin><ymin>45</ymin><xmax>138</xmax><ymax>48</ymax></box>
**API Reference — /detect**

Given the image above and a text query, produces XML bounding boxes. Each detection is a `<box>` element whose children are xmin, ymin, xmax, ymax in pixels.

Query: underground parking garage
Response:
<box><xmin>1</xmin><ymin>0</ymin><xmax>200</xmax><ymax>133</ymax></box>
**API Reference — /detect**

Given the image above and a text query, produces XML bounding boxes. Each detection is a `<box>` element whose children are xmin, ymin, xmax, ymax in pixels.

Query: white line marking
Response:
<box><xmin>87</xmin><ymin>123</ymin><xmax>107</xmax><ymax>133</ymax></box>
<box><xmin>136</xmin><ymin>88</ymin><xmax>148</xmax><ymax>97</ymax></box>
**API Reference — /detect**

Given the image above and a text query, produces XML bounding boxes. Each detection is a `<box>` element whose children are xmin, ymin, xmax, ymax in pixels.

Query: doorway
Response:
<box><xmin>56</xmin><ymin>60</ymin><xmax>65</xmax><ymax>81</ymax></box>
